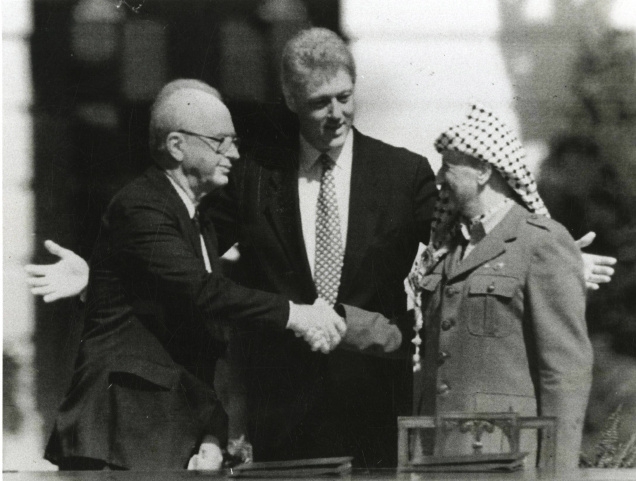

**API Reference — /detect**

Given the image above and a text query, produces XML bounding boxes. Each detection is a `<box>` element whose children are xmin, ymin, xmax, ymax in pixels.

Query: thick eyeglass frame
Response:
<box><xmin>177</xmin><ymin>129</ymin><xmax>241</xmax><ymax>154</ymax></box>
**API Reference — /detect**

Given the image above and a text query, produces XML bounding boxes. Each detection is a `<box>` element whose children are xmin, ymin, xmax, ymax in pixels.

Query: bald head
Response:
<box><xmin>151</xmin><ymin>88</ymin><xmax>239</xmax><ymax>200</ymax></box>
<box><xmin>155</xmin><ymin>79</ymin><xmax>222</xmax><ymax>104</ymax></box>
<box><xmin>149</xmin><ymin>88</ymin><xmax>233</xmax><ymax>164</ymax></box>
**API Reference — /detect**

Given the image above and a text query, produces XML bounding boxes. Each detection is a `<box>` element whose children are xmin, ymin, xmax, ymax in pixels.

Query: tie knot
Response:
<box><xmin>192</xmin><ymin>209</ymin><xmax>201</xmax><ymax>230</ymax></box>
<box><xmin>318</xmin><ymin>154</ymin><xmax>335</xmax><ymax>170</ymax></box>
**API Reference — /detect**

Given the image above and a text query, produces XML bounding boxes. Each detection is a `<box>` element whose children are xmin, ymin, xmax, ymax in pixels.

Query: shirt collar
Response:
<box><xmin>165</xmin><ymin>173</ymin><xmax>198</xmax><ymax>219</ymax></box>
<box><xmin>298</xmin><ymin>130</ymin><xmax>353</xmax><ymax>173</ymax></box>
<box><xmin>459</xmin><ymin>197</ymin><xmax>514</xmax><ymax>242</ymax></box>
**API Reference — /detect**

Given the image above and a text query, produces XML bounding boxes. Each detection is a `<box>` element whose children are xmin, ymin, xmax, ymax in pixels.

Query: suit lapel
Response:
<box><xmin>262</xmin><ymin>147</ymin><xmax>314</xmax><ymax>284</ymax></box>
<box><xmin>200</xmin><ymin>219</ymin><xmax>221</xmax><ymax>272</ymax></box>
<box><xmin>339</xmin><ymin>130</ymin><xmax>381</xmax><ymax>299</ymax></box>
<box><xmin>145</xmin><ymin>166</ymin><xmax>208</xmax><ymax>267</ymax></box>
<box><xmin>446</xmin><ymin>204</ymin><xmax>525</xmax><ymax>281</ymax></box>
<box><xmin>443</xmin><ymin>237</ymin><xmax>465</xmax><ymax>279</ymax></box>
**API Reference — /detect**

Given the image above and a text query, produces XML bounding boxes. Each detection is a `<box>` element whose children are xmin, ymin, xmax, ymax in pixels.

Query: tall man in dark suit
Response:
<box><xmin>44</xmin><ymin>86</ymin><xmax>346</xmax><ymax>470</ymax></box>
<box><xmin>207</xmin><ymin>27</ymin><xmax>438</xmax><ymax>467</ymax></box>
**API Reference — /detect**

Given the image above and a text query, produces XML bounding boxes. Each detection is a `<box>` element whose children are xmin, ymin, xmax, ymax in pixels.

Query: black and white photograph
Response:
<box><xmin>3</xmin><ymin>0</ymin><xmax>636</xmax><ymax>479</ymax></box>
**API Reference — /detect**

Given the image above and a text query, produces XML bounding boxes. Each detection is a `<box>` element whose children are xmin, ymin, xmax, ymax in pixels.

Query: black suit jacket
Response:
<box><xmin>207</xmin><ymin>129</ymin><xmax>437</xmax><ymax>466</ymax></box>
<box><xmin>45</xmin><ymin>165</ymin><xmax>290</xmax><ymax>470</ymax></box>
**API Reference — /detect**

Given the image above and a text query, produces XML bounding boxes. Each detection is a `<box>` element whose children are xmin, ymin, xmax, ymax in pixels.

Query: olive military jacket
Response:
<box><xmin>415</xmin><ymin>203</ymin><xmax>593</xmax><ymax>470</ymax></box>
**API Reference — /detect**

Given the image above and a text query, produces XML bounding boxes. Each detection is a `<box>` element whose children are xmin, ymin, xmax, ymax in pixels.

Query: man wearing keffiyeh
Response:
<box><xmin>408</xmin><ymin>104</ymin><xmax>593</xmax><ymax>471</ymax></box>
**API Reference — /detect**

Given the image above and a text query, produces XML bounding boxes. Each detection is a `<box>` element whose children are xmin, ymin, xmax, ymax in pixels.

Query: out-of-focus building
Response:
<box><xmin>3</xmin><ymin>0</ymin><xmax>49</xmax><ymax>471</ymax></box>
<box><xmin>344</xmin><ymin>0</ymin><xmax>636</xmax><ymax>173</ymax></box>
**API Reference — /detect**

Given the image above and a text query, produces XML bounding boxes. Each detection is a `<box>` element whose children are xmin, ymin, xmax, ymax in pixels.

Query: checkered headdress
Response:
<box><xmin>431</xmin><ymin>103</ymin><xmax>548</xmax><ymax>252</ymax></box>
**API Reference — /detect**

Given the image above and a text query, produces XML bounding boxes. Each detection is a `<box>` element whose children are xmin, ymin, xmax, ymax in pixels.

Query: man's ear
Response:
<box><xmin>166</xmin><ymin>132</ymin><xmax>185</xmax><ymax>162</ymax></box>
<box><xmin>282</xmin><ymin>85</ymin><xmax>298</xmax><ymax>113</ymax></box>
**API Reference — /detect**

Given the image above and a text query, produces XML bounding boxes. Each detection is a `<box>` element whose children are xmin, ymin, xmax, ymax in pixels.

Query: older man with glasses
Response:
<box><xmin>43</xmin><ymin>84</ymin><xmax>346</xmax><ymax>471</ymax></box>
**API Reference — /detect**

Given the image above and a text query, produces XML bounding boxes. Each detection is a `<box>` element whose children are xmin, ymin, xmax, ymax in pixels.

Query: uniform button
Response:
<box><xmin>487</xmin><ymin>283</ymin><xmax>495</xmax><ymax>293</ymax></box>
<box><xmin>437</xmin><ymin>382</ymin><xmax>451</xmax><ymax>395</ymax></box>
<box><xmin>437</xmin><ymin>351</ymin><xmax>451</xmax><ymax>365</ymax></box>
<box><xmin>446</xmin><ymin>286</ymin><xmax>457</xmax><ymax>297</ymax></box>
<box><xmin>441</xmin><ymin>319</ymin><xmax>455</xmax><ymax>331</ymax></box>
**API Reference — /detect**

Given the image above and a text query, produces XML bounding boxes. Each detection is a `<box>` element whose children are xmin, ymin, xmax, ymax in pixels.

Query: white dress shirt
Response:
<box><xmin>165</xmin><ymin>174</ymin><xmax>212</xmax><ymax>273</ymax></box>
<box><xmin>298</xmin><ymin>132</ymin><xmax>353</xmax><ymax>276</ymax></box>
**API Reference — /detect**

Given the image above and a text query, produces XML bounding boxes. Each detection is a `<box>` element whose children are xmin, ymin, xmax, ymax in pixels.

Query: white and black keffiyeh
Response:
<box><xmin>407</xmin><ymin>103</ymin><xmax>549</xmax><ymax>371</ymax></box>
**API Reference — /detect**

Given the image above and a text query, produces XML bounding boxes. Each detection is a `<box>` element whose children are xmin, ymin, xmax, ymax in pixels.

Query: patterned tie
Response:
<box><xmin>314</xmin><ymin>154</ymin><xmax>344</xmax><ymax>305</ymax></box>
<box><xmin>192</xmin><ymin>209</ymin><xmax>202</xmax><ymax>232</ymax></box>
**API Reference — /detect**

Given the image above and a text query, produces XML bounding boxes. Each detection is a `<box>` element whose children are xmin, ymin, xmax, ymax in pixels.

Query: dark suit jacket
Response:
<box><xmin>45</xmin><ymin>165</ymin><xmax>290</xmax><ymax>470</ymax></box>
<box><xmin>415</xmin><ymin>204</ymin><xmax>593</xmax><ymax>469</ymax></box>
<box><xmin>207</xmin><ymin>128</ymin><xmax>437</xmax><ymax>466</ymax></box>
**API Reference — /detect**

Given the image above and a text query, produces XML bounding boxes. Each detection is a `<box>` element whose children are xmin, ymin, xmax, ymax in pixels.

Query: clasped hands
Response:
<box><xmin>287</xmin><ymin>299</ymin><xmax>347</xmax><ymax>354</ymax></box>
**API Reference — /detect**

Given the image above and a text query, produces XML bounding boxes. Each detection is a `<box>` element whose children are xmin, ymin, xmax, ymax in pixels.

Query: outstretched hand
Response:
<box><xmin>575</xmin><ymin>232</ymin><xmax>617</xmax><ymax>291</ymax></box>
<box><xmin>24</xmin><ymin>240</ymin><xmax>90</xmax><ymax>302</ymax></box>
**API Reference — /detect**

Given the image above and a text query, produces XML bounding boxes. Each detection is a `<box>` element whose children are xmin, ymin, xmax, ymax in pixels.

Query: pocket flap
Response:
<box><xmin>469</xmin><ymin>276</ymin><xmax>517</xmax><ymax>298</ymax></box>
<box><xmin>109</xmin><ymin>357</ymin><xmax>180</xmax><ymax>390</ymax></box>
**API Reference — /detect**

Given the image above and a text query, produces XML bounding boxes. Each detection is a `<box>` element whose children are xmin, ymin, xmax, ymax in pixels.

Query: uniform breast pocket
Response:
<box><xmin>467</xmin><ymin>275</ymin><xmax>518</xmax><ymax>338</ymax></box>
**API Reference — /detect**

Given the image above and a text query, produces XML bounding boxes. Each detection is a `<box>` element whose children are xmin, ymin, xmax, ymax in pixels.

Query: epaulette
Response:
<box><xmin>526</xmin><ymin>213</ymin><xmax>551</xmax><ymax>231</ymax></box>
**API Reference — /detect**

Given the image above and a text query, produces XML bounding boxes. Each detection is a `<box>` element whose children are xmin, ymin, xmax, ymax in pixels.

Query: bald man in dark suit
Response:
<box><xmin>44</xmin><ymin>86</ymin><xmax>345</xmax><ymax>470</ymax></box>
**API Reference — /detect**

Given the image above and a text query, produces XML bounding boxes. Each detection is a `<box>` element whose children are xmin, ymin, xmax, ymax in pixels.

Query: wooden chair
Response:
<box><xmin>397</xmin><ymin>412</ymin><xmax>557</xmax><ymax>473</ymax></box>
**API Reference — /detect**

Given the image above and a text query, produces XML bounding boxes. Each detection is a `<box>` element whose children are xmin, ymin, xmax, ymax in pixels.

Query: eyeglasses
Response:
<box><xmin>177</xmin><ymin>130</ymin><xmax>241</xmax><ymax>154</ymax></box>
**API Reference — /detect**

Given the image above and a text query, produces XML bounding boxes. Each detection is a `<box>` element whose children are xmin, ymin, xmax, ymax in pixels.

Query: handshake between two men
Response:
<box><xmin>287</xmin><ymin>300</ymin><xmax>404</xmax><ymax>354</ymax></box>
<box><xmin>288</xmin><ymin>299</ymin><xmax>405</xmax><ymax>355</ymax></box>
<box><xmin>25</xmin><ymin>241</ymin><xmax>404</xmax><ymax>356</ymax></box>
<box><xmin>287</xmin><ymin>299</ymin><xmax>347</xmax><ymax>353</ymax></box>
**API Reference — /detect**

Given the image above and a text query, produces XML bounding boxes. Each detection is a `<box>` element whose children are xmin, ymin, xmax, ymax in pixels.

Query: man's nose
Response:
<box><xmin>224</xmin><ymin>143</ymin><xmax>240</xmax><ymax>160</ymax></box>
<box><xmin>328</xmin><ymin>98</ymin><xmax>342</xmax><ymax>118</ymax></box>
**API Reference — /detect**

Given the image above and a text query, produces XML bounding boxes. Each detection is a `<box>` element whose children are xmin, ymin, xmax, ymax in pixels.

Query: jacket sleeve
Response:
<box><xmin>412</xmin><ymin>154</ymin><xmax>438</xmax><ymax>245</ymax></box>
<box><xmin>526</xmin><ymin>222</ymin><xmax>593</xmax><ymax>470</ymax></box>
<box><xmin>106</xmin><ymin>194</ymin><xmax>290</xmax><ymax>333</ymax></box>
<box><xmin>335</xmin><ymin>303</ymin><xmax>402</xmax><ymax>356</ymax></box>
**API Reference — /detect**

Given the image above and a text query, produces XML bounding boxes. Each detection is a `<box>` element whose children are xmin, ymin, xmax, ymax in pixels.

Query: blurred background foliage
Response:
<box><xmin>537</xmin><ymin>25</ymin><xmax>636</xmax><ymax>458</ymax></box>
<box><xmin>539</xmin><ymin>26</ymin><xmax>636</xmax><ymax>353</ymax></box>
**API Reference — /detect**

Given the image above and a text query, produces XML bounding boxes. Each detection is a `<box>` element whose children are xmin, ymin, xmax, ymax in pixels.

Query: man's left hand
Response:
<box><xmin>576</xmin><ymin>232</ymin><xmax>617</xmax><ymax>290</ymax></box>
